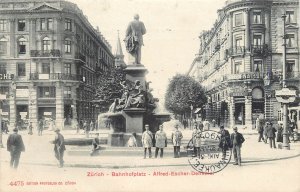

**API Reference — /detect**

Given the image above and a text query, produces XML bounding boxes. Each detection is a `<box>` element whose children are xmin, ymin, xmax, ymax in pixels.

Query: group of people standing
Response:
<box><xmin>257</xmin><ymin>119</ymin><xmax>298</xmax><ymax>149</ymax></box>
<box><xmin>141</xmin><ymin>124</ymin><xmax>183</xmax><ymax>159</ymax></box>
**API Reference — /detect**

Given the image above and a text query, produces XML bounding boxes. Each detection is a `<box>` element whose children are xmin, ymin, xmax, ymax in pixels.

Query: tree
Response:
<box><xmin>165</xmin><ymin>74</ymin><xmax>207</xmax><ymax>117</ymax></box>
<box><xmin>94</xmin><ymin>67</ymin><xmax>125</xmax><ymax>112</ymax></box>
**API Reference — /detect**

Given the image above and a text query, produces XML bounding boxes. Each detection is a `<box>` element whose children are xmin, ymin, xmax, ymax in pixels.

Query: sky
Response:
<box><xmin>69</xmin><ymin>0</ymin><xmax>226</xmax><ymax>105</ymax></box>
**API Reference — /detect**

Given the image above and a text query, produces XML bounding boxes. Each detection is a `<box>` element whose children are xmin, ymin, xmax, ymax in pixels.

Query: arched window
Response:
<box><xmin>42</xmin><ymin>37</ymin><xmax>51</xmax><ymax>52</ymax></box>
<box><xmin>18</xmin><ymin>37</ymin><xmax>26</xmax><ymax>54</ymax></box>
<box><xmin>0</xmin><ymin>37</ymin><xmax>8</xmax><ymax>54</ymax></box>
<box><xmin>64</xmin><ymin>38</ymin><xmax>71</xmax><ymax>53</ymax></box>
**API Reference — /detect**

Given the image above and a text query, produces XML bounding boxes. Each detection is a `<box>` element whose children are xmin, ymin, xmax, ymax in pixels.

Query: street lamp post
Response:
<box><xmin>280</xmin><ymin>14</ymin><xmax>289</xmax><ymax>150</ymax></box>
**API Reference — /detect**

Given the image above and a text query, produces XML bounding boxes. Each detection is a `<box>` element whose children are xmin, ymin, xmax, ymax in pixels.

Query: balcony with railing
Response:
<box><xmin>229</xmin><ymin>46</ymin><xmax>245</xmax><ymax>56</ymax></box>
<box><xmin>251</xmin><ymin>44</ymin><xmax>270</xmax><ymax>57</ymax></box>
<box><xmin>224</xmin><ymin>72</ymin><xmax>264</xmax><ymax>81</ymax></box>
<box><xmin>75</xmin><ymin>52</ymin><xmax>86</xmax><ymax>63</ymax></box>
<box><xmin>30</xmin><ymin>73</ymin><xmax>83</xmax><ymax>81</ymax></box>
<box><xmin>30</xmin><ymin>50</ymin><xmax>61</xmax><ymax>57</ymax></box>
<box><xmin>286</xmin><ymin>71</ymin><xmax>300</xmax><ymax>79</ymax></box>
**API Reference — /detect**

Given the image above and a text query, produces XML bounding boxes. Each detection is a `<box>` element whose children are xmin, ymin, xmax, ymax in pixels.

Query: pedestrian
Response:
<box><xmin>127</xmin><ymin>132</ymin><xmax>138</xmax><ymax>147</ymax></box>
<box><xmin>263</xmin><ymin>122</ymin><xmax>268</xmax><ymax>144</ymax></box>
<box><xmin>212</xmin><ymin>119</ymin><xmax>216</xmax><ymax>127</ymax></box>
<box><xmin>27</xmin><ymin>122</ymin><xmax>33</xmax><ymax>135</ymax></box>
<box><xmin>2</xmin><ymin>120</ymin><xmax>9</xmax><ymax>134</ymax></box>
<box><xmin>257</xmin><ymin>119</ymin><xmax>264</xmax><ymax>142</ymax></box>
<box><xmin>142</xmin><ymin>124</ymin><xmax>153</xmax><ymax>159</ymax></box>
<box><xmin>198</xmin><ymin>121</ymin><xmax>204</xmax><ymax>131</ymax></box>
<box><xmin>203</xmin><ymin>119</ymin><xmax>210</xmax><ymax>130</ymax></box>
<box><xmin>53</xmin><ymin>129</ymin><xmax>66</xmax><ymax>168</ymax></box>
<box><xmin>155</xmin><ymin>124</ymin><xmax>167</xmax><ymax>158</ymax></box>
<box><xmin>219</xmin><ymin>126</ymin><xmax>231</xmax><ymax>160</ymax></box>
<box><xmin>7</xmin><ymin>128</ymin><xmax>25</xmax><ymax>169</ymax></box>
<box><xmin>48</xmin><ymin>118</ymin><xmax>55</xmax><ymax>131</ymax></box>
<box><xmin>183</xmin><ymin>119</ymin><xmax>187</xmax><ymax>129</ymax></box>
<box><xmin>192</xmin><ymin>123</ymin><xmax>201</xmax><ymax>158</ymax></box>
<box><xmin>265</xmin><ymin>122</ymin><xmax>277</xmax><ymax>149</ymax></box>
<box><xmin>276</xmin><ymin>122</ymin><xmax>283</xmax><ymax>143</ymax></box>
<box><xmin>90</xmin><ymin>133</ymin><xmax>101</xmax><ymax>156</ymax></box>
<box><xmin>38</xmin><ymin>118</ymin><xmax>44</xmax><ymax>136</ymax></box>
<box><xmin>171</xmin><ymin>123</ymin><xmax>183</xmax><ymax>158</ymax></box>
<box><xmin>90</xmin><ymin>120</ymin><xmax>94</xmax><ymax>131</ymax></box>
<box><xmin>230</xmin><ymin>127</ymin><xmax>245</xmax><ymax>166</ymax></box>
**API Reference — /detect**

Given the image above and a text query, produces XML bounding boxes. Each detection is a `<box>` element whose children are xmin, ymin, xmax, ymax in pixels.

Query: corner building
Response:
<box><xmin>0</xmin><ymin>0</ymin><xmax>114</xmax><ymax>129</ymax></box>
<box><xmin>188</xmin><ymin>0</ymin><xmax>299</xmax><ymax>128</ymax></box>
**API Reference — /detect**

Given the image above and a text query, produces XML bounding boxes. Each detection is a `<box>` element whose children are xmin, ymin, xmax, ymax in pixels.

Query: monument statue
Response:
<box><xmin>124</xmin><ymin>14</ymin><xmax>146</xmax><ymax>65</ymax></box>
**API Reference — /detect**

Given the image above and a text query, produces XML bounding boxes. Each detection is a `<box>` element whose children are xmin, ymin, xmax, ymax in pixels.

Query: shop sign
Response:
<box><xmin>229</xmin><ymin>91</ymin><xmax>247</xmax><ymax>97</ymax></box>
<box><xmin>16</xmin><ymin>88</ymin><xmax>29</xmax><ymax>97</ymax></box>
<box><xmin>0</xmin><ymin>74</ymin><xmax>14</xmax><ymax>80</ymax></box>
<box><xmin>38</xmin><ymin>99</ymin><xmax>56</xmax><ymax>105</ymax></box>
<box><xmin>1</xmin><ymin>112</ymin><xmax>8</xmax><ymax>115</ymax></box>
<box><xmin>44</xmin><ymin>112</ymin><xmax>52</xmax><ymax>116</ymax></box>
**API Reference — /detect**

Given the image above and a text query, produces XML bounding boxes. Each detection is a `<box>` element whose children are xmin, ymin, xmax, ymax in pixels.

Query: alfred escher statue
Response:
<box><xmin>124</xmin><ymin>14</ymin><xmax>146</xmax><ymax>65</ymax></box>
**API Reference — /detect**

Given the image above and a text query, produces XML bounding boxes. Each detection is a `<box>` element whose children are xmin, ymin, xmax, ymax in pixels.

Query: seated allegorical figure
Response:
<box><xmin>125</xmin><ymin>80</ymin><xmax>145</xmax><ymax>109</ymax></box>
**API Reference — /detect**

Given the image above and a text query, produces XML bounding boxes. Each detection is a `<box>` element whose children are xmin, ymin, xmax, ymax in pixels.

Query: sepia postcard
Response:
<box><xmin>0</xmin><ymin>0</ymin><xmax>300</xmax><ymax>191</ymax></box>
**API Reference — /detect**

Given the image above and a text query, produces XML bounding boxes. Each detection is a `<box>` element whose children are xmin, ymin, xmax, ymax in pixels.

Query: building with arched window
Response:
<box><xmin>188</xmin><ymin>0</ymin><xmax>299</xmax><ymax>128</ymax></box>
<box><xmin>0</xmin><ymin>0</ymin><xmax>114</xmax><ymax>129</ymax></box>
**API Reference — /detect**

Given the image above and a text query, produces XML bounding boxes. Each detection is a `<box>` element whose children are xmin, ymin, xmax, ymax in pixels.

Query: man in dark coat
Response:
<box><xmin>7</xmin><ymin>128</ymin><xmax>25</xmax><ymax>169</ymax></box>
<box><xmin>219</xmin><ymin>126</ymin><xmax>231</xmax><ymax>160</ymax></box>
<box><xmin>230</xmin><ymin>127</ymin><xmax>245</xmax><ymax>166</ymax></box>
<box><xmin>53</xmin><ymin>129</ymin><xmax>66</xmax><ymax>168</ymax></box>
<box><xmin>265</xmin><ymin>122</ymin><xmax>277</xmax><ymax>148</ymax></box>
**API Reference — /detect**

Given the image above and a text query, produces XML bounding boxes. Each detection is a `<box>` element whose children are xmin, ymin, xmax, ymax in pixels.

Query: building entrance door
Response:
<box><xmin>16</xmin><ymin>105</ymin><xmax>28</xmax><ymax>130</ymax></box>
<box><xmin>235</xmin><ymin>103</ymin><xmax>245</xmax><ymax>125</ymax></box>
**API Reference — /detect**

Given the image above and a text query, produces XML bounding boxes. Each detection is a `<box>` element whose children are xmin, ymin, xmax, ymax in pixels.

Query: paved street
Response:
<box><xmin>1</xmin><ymin>126</ymin><xmax>300</xmax><ymax>192</ymax></box>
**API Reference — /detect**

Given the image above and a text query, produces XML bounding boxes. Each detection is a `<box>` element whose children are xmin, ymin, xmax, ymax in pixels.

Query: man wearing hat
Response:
<box><xmin>7</xmin><ymin>128</ymin><xmax>25</xmax><ymax>169</ymax></box>
<box><xmin>219</xmin><ymin>126</ymin><xmax>231</xmax><ymax>160</ymax></box>
<box><xmin>230</xmin><ymin>127</ymin><xmax>245</xmax><ymax>166</ymax></box>
<box><xmin>171</xmin><ymin>123</ymin><xmax>183</xmax><ymax>158</ymax></box>
<box><xmin>53</xmin><ymin>129</ymin><xmax>66</xmax><ymax>168</ymax></box>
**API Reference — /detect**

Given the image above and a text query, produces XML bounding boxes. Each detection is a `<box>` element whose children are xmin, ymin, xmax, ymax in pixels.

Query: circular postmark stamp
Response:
<box><xmin>187</xmin><ymin>130</ymin><xmax>232</xmax><ymax>174</ymax></box>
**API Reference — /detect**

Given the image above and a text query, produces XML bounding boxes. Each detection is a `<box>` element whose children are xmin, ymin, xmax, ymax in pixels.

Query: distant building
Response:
<box><xmin>188</xmin><ymin>0</ymin><xmax>299</xmax><ymax>128</ymax></box>
<box><xmin>0</xmin><ymin>0</ymin><xmax>114</xmax><ymax>129</ymax></box>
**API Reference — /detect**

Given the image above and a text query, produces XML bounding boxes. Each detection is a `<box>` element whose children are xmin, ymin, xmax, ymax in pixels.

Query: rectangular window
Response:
<box><xmin>64</xmin><ymin>63</ymin><xmax>71</xmax><ymax>74</ymax></box>
<box><xmin>286</xmin><ymin>34</ymin><xmax>295</xmax><ymax>48</ymax></box>
<box><xmin>18</xmin><ymin>41</ymin><xmax>26</xmax><ymax>54</ymax></box>
<box><xmin>64</xmin><ymin>39</ymin><xmax>71</xmax><ymax>53</ymax></box>
<box><xmin>0</xmin><ymin>20</ymin><xmax>7</xmax><ymax>31</ymax></box>
<box><xmin>40</xmin><ymin>18</ymin><xmax>46</xmax><ymax>30</ymax></box>
<box><xmin>286</xmin><ymin>60</ymin><xmax>295</xmax><ymax>73</ymax></box>
<box><xmin>0</xmin><ymin>63</ymin><xmax>7</xmax><ymax>74</ymax></box>
<box><xmin>18</xmin><ymin>19</ymin><xmax>26</xmax><ymax>31</ymax></box>
<box><xmin>47</xmin><ymin>18</ymin><xmax>53</xmax><ymax>30</ymax></box>
<box><xmin>0</xmin><ymin>86</ymin><xmax>9</xmax><ymax>95</ymax></box>
<box><xmin>253</xmin><ymin>60</ymin><xmax>263</xmax><ymax>72</ymax></box>
<box><xmin>41</xmin><ymin>63</ymin><xmax>50</xmax><ymax>74</ymax></box>
<box><xmin>43</xmin><ymin>39</ymin><xmax>50</xmax><ymax>51</ymax></box>
<box><xmin>38</xmin><ymin>87</ymin><xmax>56</xmax><ymax>98</ymax></box>
<box><xmin>253</xmin><ymin>34</ymin><xmax>262</xmax><ymax>47</ymax></box>
<box><xmin>65</xmin><ymin>18</ymin><xmax>72</xmax><ymax>31</ymax></box>
<box><xmin>253</xmin><ymin>11</ymin><xmax>262</xmax><ymax>24</ymax></box>
<box><xmin>0</xmin><ymin>41</ymin><xmax>7</xmax><ymax>54</ymax></box>
<box><xmin>17</xmin><ymin>63</ymin><xmax>26</xmax><ymax>76</ymax></box>
<box><xmin>286</xmin><ymin>11</ymin><xmax>295</xmax><ymax>24</ymax></box>
<box><xmin>235</xmin><ymin>13</ymin><xmax>243</xmax><ymax>26</ymax></box>
<box><xmin>64</xmin><ymin>86</ymin><xmax>71</xmax><ymax>98</ymax></box>
<box><xmin>234</xmin><ymin>62</ymin><xmax>242</xmax><ymax>74</ymax></box>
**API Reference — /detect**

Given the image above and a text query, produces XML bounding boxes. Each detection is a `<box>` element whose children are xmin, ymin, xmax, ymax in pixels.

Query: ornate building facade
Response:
<box><xmin>0</xmin><ymin>0</ymin><xmax>114</xmax><ymax>129</ymax></box>
<box><xmin>188</xmin><ymin>0</ymin><xmax>299</xmax><ymax>128</ymax></box>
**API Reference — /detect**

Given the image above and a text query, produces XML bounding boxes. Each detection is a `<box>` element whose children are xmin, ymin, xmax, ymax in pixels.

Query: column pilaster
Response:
<box><xmin>28</xmin><ymin>83</ymin><xmax>38</xmax><ymax>129</ymax></box>
<box><xmin>229</xmin><ymin>97</ymin><xmax>235</xmax><ymax>128</ymax></box>
<box><xmin>55</xmin><ymin>82</ymin><xmax>64</xmax><ymax>129</ymax></box>
<box><xmin>245</xmin><ymin>95</ymin><xmax>252</xmax><ymax>128</ymax></box>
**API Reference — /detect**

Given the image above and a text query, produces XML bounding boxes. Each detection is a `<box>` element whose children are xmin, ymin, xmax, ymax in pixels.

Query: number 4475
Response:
<box><xmin>9</xmin><ymin>181</ymin><xmax>24</xmax><ymax>186</ymax></box>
